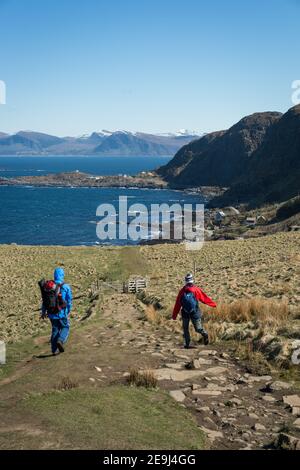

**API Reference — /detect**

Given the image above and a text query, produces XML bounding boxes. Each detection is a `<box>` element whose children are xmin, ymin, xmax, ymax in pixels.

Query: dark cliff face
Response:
<box><xmin>157</xmin><ymin>131</ymin><xmax>224</xmax><ymax>181</ymax></box>
<box><xmin>158</xmin><ymin>111</ymin><xmax>282</xmax><ymax>189</ymax></box>
<box><xmin>213</xmin><ymin>105</ymin><xmax>300</xmax><ymax>206</ymax></box>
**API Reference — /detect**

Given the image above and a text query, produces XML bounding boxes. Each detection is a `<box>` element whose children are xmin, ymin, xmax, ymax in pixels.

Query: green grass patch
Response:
<box><xmin>20</xmin><ymin>386</ymin><xmax>206</xmax><ymax>450</ymax></box>
<box><xmin>103</xmin><ymin>247</ymin><xmax>149</xmax><ymax>282</ymax></box>
<box><xmin>0</xmin><ymin>337</ymin><xmax>39</xmax><ymax>381</ymax></box>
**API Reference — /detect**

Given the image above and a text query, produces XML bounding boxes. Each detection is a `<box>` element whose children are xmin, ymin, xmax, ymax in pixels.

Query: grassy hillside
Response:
<box><xmin>0</xmin><ymin>234</ymin><xmax>299</xmax><ymax>450</ymax></box>
<box><xmin>0</xmin><ymin>232</ymin><xmax>299</xmax><ymax>343</ymax></box>
<box><xmin>1</xmin><ymin>386</ymin><xmax>205</xmax><ymax>450</ymax></box>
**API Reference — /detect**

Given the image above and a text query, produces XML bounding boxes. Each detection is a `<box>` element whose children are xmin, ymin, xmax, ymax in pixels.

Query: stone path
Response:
<box><xmin>99</xmin><ymin>293</ymin><xmax>300</xmax><ymax>450</ymax></box>
<box><xmin>1</xmin><ymin>291</ymin><xmax>299</xmax><ymax>450</ymax></box>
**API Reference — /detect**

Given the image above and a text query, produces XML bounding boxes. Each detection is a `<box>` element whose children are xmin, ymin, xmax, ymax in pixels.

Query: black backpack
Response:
<box><xmin>38</xmin><ymin>279</ymin><xmax>67</xmax><ymax>314</ymax></box>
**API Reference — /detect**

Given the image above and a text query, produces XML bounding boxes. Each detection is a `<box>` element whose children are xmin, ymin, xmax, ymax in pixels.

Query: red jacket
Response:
<box><xmin>172</xmin><ymin>285</ymin><xmax>217</xmax><ymax>320</ymax></box>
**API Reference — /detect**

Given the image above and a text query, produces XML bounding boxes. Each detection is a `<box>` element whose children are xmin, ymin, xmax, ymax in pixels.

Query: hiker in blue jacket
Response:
<box><xmin>40</xmin><ymin>267</ymin><xmax>72</xmax><ymax>355</ymax></box>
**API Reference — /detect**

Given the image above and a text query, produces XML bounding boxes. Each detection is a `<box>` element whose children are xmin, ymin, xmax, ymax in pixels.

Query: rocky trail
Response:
<box><xmin>1</xmin><ymin>292</ymin><xmax>300</xmax><ymax>450</ymax></box>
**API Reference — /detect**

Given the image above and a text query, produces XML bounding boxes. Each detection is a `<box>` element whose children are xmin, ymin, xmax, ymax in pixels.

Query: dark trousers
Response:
<box><xmin>182</xmin><ymin>309</ymin><xmax>207</xmax><ymax>347</ymax></box>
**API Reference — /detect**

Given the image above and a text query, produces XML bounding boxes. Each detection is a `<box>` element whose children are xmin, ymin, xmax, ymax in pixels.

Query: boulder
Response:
<box><xmin>165</xmin><ymin>363</ymin><xmax>184</xmax><ymax>370</ymax></box>
<box><xmin>198</xmin><ymin>426</ymin><xmax>224</xmax><ymax>442</ymax></box>
<box><xmin>252</xmin><ymin>423</ymin><xmax>266</xmax><ymax>432</ymax></box>
<box><xmin>169</xmin><ymin>390</ymin><xmax>186</xmax><ymax>403</ymax></box>
<box><xmin>283</xmin><ymin>395</ymin><xmax>300</xmax><ymax>408</ymax></box>
<box><xmin>198</xmin><ymin>350</ymin><xmax>218</xmax><ymax>357</ymax></box>
<box><xmin>192</xmin><ymin>389</ymin><xmax>222</xmax><ymax>397</ymax></box>
<box><xmin>248</xmin><ymin>375</ymin><xmax>272</xmax><ymax>383</ymax></box>
<box><xmin>149</xmin><ymin>368</ymin><xmax>205</xmax><ymax>382</ymax></box>
<box><xmin>293</xmin><ymin>418</ymin><xmax>300</xmax><ymax>430</ymax></box>
<box><xmin>266</xmin><ymin>380</ymin><xmax>291</xmax><ymax>392</ymax></box>
<box><xmin>274</xmin><ymin>433</ymin><xmax>300</xmax><ymax>450</ymax></box>
<box><xmin>292</xmin><ymin>407</ymin><xmax>300</xmax><ymax>416</ymax></box>
<box><xmin>262</xmin><ymin>395</ymin><xmax>277</xmax><ymax>403</ymax></box>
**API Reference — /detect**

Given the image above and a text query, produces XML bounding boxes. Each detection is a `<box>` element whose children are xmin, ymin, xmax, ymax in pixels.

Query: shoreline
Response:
<box><xmin>0</xmin><ymin>171</ymin><xmax>168</xmax><ymax>190</ymax></box>
<box><xmin>0</xmin><ymin>170</ymin><xmax>225</xmax><ymax>197</ymax></box>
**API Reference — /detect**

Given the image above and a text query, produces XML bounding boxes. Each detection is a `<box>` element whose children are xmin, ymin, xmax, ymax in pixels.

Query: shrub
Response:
<box><xmin>126</xmin><ymin>368</ymin><xmax>158</xmax><ymax>389</ymax></box>
<box><xmin>57</xmin><ymin>376</ymin><xmax>79</xmax><ymax>391</ymax></box>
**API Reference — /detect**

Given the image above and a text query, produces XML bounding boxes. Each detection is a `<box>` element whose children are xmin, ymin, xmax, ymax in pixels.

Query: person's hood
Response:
<box><xmin>54</xmin><ymin>267</ymin><xmax>65</xmax><ymax>284</ymax></box>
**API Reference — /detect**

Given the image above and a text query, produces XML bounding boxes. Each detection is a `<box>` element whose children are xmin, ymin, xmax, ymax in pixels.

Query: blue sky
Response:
<box><xmin>0</xmin><ymin>0</ymin><xmax>299</xmax><ymax>136</ymax></box>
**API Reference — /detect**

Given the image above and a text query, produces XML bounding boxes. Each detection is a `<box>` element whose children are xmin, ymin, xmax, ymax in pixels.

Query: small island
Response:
<box><xmin>0</xmin><ymin>171</ymin><xmax>168</xmax><ymax>189</ymax></box>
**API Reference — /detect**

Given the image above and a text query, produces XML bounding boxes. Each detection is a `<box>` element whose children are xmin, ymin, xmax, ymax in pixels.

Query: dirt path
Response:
<box><xmin>0</xmin><ymin>292</ymin><xmax>299</xmax><ymax>450</ymax></box>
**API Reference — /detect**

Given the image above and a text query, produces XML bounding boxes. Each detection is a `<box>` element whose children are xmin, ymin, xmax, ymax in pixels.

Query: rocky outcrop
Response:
<box><xmin>158</xmin><ymin>105</ymin><xmax>300</xmax><ymax>207</ymax></box>
<box><xmin>158</xmin><ymin>112</ymin><xmax>281</xmax><ymax>188</ymax></box>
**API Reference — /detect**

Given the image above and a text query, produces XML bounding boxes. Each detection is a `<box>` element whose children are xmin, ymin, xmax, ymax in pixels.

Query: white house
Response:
<box><xmin>215</xmin><ymin>211</ymin><xmax>226</xmax><ymax>224</ymax></box>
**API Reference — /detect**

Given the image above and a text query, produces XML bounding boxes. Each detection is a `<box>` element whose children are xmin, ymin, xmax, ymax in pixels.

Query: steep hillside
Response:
<box><xmin>158</xmin><ymin>112</ymin><xmax>281</xmax><ymax>188</ymax></box>
<box><xmin>213</xmin><ymin>105</ymin><xmax>300</xmax><ymax>206</ymax></box>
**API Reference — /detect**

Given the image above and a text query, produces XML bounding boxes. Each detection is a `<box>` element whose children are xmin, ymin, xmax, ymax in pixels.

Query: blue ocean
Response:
<box><xmin>0</xmin><ymin>156</ymin><xmax>204</xmax><ymax>246</ymax></box>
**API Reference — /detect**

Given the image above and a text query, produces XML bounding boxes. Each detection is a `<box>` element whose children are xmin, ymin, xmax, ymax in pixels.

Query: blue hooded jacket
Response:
<box><xmin>42</xmin><ymin>268</ymin><xmax>73</xmax><ymax>320</ymax></box>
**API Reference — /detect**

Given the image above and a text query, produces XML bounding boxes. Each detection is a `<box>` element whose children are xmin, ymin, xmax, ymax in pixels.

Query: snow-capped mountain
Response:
<box><xmin>0</xmin><ymin>129</ymin><xmax>200</xmax><ymax>156</ymax></box>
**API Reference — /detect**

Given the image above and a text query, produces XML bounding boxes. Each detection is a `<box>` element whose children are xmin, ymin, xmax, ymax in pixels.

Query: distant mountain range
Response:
<box><xmin>0</xmin><ymin>129</ymin><xmax>200</xmax><ymax>156</ymax></box>
<box><xmin>158</xmin><ymin>105</ymin><xmax>300</xmax><ymax>207</ymax></box>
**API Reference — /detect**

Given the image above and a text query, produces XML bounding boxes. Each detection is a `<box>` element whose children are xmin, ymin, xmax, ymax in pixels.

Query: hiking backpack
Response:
<box><xmin>181</xmin><ymin>290</ymin><xmax>198</xmax><ymax>314</ymax></box>
<box><xmin>38</xmin><ymin>279</ymin><xmax>67</xmax><ymax>315</ymax></box>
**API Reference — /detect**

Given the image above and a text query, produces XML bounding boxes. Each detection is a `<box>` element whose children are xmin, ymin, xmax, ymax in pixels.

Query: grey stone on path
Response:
<box><xmin>205</xmin><ymin>383</ymin><xmax>237</xmax><ymax>393</ymax></box>
<box><xmin>173</xmin><ymin>354</ymin><xmax>190</xmax><ymax>361</ymax></box>
<box><xmin>198</xmin><ymin>426</ymin><xmax>224</xmax><ymax>442</ymax></box>
<box><xmin>226</xmin><ymin>398</ymin><xmax>243</xmax><ymax>406</ymax></box>
<box><xmin>151</xmin><ymin>352</ymin><xmax>165</xmax><ymax>358</ymax></box>
<box><xmin>236</xmin><ymin>376</ymin><xmax>248</xmax><ymax>385</ymax></box>
<box><xmin>192</xmin><ymin>389</ymin><xmax>222</xmax><ymax>397</ymax></box>
<box><xmin>203</xmin><ymin>417</ymin><xmax>219</xmax><ymax>430</ymax></box>
<box><xmin>293</xmin><ymin>418</ymin><xmax>300</xmax><ymax>430</ymax></box>
<box><xmin>198</xmin><ymin>350</ymin><xmax>218</xmax><ymax>357</ymax></box>
<box><xmin>262</xmin><ymin>395</ymin><xmax>277</xmax><ymax>403</ymax></box>
<box><xmin>274</xmin><ymin>433</ymin><xmax>300</xmax><ymax>450</ymax></box>
<box><xmin>203</xmin><ymin>366</ymin><xmax>228</xmax><ymax>376</ymax></box>
<box><xmin>169</xmin><ymin>390</ymin><xmax>186</xmax><ymax>403</ymax></box>
<box><xmin>192</xmin><ymin>358</ymin><xmax>213</xmax><ymax>367</ymax></box>
<box><xmin>165</xmin><ymin>363</ymin><xmax>185</xmax><ymax>370</ymax></box>
<box><xmin>292</xmin><ymin>407</ymin><xmax>300</xmax><ymax>416</ymax></box>
<box><xmin>283</xmin><ymin>395</ymin><xmax>300</xmax><ymax>408</ymax></box>
<box><xmin>248</xmin><ymin>413</ymin><xmax>259</xmax><ymax>420</ymax></box>
<box><xmin>266</xmin><ymin>380</ymin><xmax>291</xmax><ymax>392</ymax></box>
<box><xmin>148</xmin><ymin>366</ymin><xmax>228</xmax><ymax>382</ymax></box>
<box><xmin>252</xmin><ymin>423</ymin><xmax>266</xmax><ymax>432</ymax></box>
<box><xmin>247</xmin><ymin>375</ymin><xmax>272</xmax><ymax>383</ymax></box>
<box><xmin>196</xmin><ymin>406</ymin><xmax>210</xmax><ymax>413</ymax></box>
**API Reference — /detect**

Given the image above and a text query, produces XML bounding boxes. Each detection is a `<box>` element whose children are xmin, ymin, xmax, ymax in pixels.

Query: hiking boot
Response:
<box><xmin>184</xmin><ymin>344</ymin><xmax>190</xmax><ymax>349</ymax></box>
<box><xmin>202</xmin><ymin>333</ymin><xmax>209</xmax><ymax>346</ymax></box>
<box><xmin>57</xmin><ymin>341</ymin><xmax>65</xmax><ymax>353</ymax></box>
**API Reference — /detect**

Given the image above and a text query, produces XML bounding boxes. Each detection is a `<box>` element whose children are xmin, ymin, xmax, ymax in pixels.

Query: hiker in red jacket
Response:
<box><xmin>172</xmin><ymin>273</ymin><xmax>217</xmax><ymax>349</ymax></box>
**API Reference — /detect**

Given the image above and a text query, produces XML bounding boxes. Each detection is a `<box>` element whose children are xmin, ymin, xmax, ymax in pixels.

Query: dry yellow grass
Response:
<box><xmin>126</xmin><ymin>368</ymin><xmax>158</xmax><ymax>388</ymax></box>
<box><xmin>204</xmin><ymin>297</ymin><xmax>290</xmax><ymax>327</ymax></box>
<box><xmin>0</xmin><ymin>231</ymin><xmax>299</xmax><ymax>345</ymax></box>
